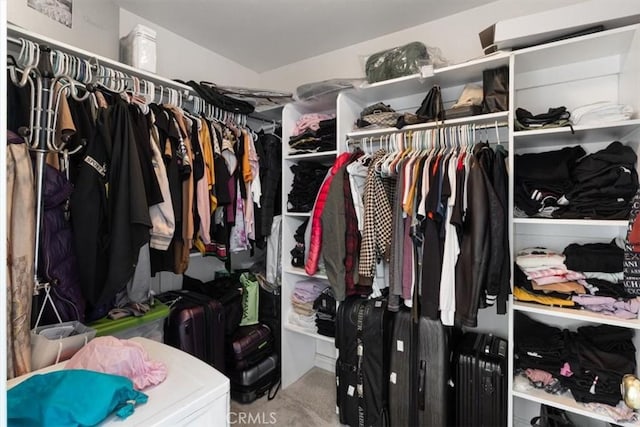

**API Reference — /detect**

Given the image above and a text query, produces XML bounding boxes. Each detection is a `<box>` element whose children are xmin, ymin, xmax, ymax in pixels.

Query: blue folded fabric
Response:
<box><xmin>8</xmin><ymin>369</ymin><xmax>148</xmax><ymax>426</ymax></box>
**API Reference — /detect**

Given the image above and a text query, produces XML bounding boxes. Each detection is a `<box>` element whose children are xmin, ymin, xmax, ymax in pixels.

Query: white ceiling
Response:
<box><xmin>114</xmin><ymin>0</ymin><xmax>495</xmax><ymax>72</ymax></box>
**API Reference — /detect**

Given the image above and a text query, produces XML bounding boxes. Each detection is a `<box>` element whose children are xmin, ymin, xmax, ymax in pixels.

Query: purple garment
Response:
<box><xmin>292</xmin><ymin>279</ymin><xmax>329</xmax><ymax>303</ymax></box>
<box><xmin>572</xmin><ymin>295</ymin><xmax>640</xmax><ymax>319</ymax></box>
<box><xmin>39</xmin><ymin>165</ymin><xmax>87</xmax><ymax>323</ymax></box>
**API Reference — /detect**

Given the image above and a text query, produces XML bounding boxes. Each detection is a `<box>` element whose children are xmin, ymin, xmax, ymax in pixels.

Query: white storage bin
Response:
<box><xmin>120</xmin><ymin>24</ymin><xmax>157</xmax><ymax>73</ymax></box>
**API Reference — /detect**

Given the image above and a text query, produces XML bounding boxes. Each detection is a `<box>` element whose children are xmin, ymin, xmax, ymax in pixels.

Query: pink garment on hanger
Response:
<box><xmin>65</xmin><ymin>336</ymin><xmax>167</xmax><ymax>390</ymax></box>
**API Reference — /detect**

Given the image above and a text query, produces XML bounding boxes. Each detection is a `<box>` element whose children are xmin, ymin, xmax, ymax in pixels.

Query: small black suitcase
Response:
<box><xmin>454</xmin><ymin>332</ymin><xmax>507</xmax><ymax>427</ymax></box>
<box><xmin>230</xmin><ymin>354</ymin><xmax>279</xmax><ymax>404</ymax></box>
<box><xmin>227</xmin><ymin>324</ymin><xmax>274</xmax><ymax>370</ymax></box>
<box><xmin>157</xmin><ymin>290</ymin><xmax>226</xmax><ymax>373</ymax></box>
<box><xmin>230</xmin><ymin>353</ymin><xmax>278</xmax><ymax>386</ymax></box>
<box><xmin>335</xmin><ymin>296</ymin><xmax>394</xmax><ymax>427</ymax></box>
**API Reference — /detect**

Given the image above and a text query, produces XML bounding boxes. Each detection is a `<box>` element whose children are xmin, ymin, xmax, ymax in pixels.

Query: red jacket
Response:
<box><xmin>305</xmin><ymin>152</ymin><xmax>352</xmax><ymax>275</ymax></box>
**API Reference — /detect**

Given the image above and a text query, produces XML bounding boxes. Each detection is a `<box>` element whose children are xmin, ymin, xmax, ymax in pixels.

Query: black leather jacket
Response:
<box><xmin>455</xmin><ymin>143</ymin><xmax>509</xmax><ymax>327</ymax></box>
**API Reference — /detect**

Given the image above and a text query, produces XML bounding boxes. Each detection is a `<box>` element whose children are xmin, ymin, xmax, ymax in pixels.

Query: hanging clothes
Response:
<box><xmin>6</xmin><ymin>131</ymin><xmax>36</xmax><ymax>379</ymax></box>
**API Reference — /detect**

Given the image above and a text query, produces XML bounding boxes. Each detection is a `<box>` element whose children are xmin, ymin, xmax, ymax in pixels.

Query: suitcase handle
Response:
<box><xmin>418</xmin><ymin>360</ymin><xmax>426</xmax><ymax>411</ymax></box>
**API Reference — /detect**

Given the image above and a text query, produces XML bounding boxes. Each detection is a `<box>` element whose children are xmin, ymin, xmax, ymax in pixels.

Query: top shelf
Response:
<box><xmin>513</xmin><ymin>24</ymin><xmax>638</xmax><ymax>74</ymax></box>
<box><xmin>354</xmin><ymin>52</ymin><xmax>511</xmax><ymax>102</ymax></box>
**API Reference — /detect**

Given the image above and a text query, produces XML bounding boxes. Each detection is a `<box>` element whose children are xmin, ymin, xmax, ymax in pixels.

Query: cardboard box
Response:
<box><xmin>480</xmin><ymin>0</ymin><xmax>640</xmax><ymax>53</ymax></box>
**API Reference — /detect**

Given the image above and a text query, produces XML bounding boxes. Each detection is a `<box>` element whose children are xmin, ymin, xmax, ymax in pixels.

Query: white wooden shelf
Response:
<box><xmin>513</xmin><ymin>24</ymin><xmax>638</xmax><ymax>74</ymax></box>
<box><xmin>513</xmin><ymin>301</ymin><xmax>640</xmax><ymax>330</ymax></box>
<box><xmin>284</xmin><ymin>322</ymin><xmax>334</xmax><ymax>344</ymax></box>
<box><xmin>284</xmin><ymin>267</ymin><xmax>329</xmax><ymax>281</ymax></box>
<box><xmin>284</xmin><ymin>150</ymin><xmax>338</xmax><ymax>160</ymax></box>
<box><xmin>513</xmin><ymin>388</ymin><xmax>639</xmax><ymax>426</ymax></box>
<box><xmin>346</xmin><ymin>111</ymin><xmax>508</xmax><ymax>139</ymax></box>
<box><xmin>513</xmin><ymin>119</ymin><xmax>640</xmax><ymax>147</ymax></box>
<box><xmin>513</xmin><ymin>218</ymin><xmax>627</xmax><ymax>227</ymax></box>
<box><xmin>355</xmin><ymin>51</ymin><xmax>510</xmax><ymax>102</ymax></box>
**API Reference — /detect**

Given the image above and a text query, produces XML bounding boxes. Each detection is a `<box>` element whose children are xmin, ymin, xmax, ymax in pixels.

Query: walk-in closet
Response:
<box><xmin>3</xmin><ymin>1</ymin><xmax>640</xmax><ymax>426</ymax></box>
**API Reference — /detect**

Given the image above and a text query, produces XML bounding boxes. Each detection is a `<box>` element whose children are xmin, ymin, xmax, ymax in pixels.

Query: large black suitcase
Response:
<box><xmin>454</xmin><ymin>332</ymin><xmax>507</xmax><ymax>427</ymax></box>
<box><xmin>182</xmin><ymin>274</ymin><xmax>243</xmax><ymax>336</ymax></box>
<box><xmin>157</xmin><ymin>290</ymin><xmax>226</xmax><ymax>373</ymax></box>
<box><xmin>335</xmin><ymin>296</ymin><xmax>394</xmax><ymax>427</ymax></box>
<box><xmin>389</xmin><ymin>310</ymin><xmax>449</xmax><ymax>427</ymax></box>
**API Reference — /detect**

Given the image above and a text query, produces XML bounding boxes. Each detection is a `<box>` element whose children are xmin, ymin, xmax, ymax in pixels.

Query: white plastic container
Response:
<box><xmin>120</xmin><ymin>24</ymin><xmax>157</xmax><ymax>73</ymax></box>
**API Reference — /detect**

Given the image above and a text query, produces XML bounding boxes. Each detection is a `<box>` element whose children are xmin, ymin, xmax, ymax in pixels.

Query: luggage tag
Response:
<box><xmin>397</xmin><ymin>340</ymin><xmax>404</xmax><ymax>352</ymax></box>
<box><xmin>390</xmin><ymin>372</ymin><xmax>397</xmax><ymax>384</ymax></box>
<box><xmin>347</xmin><ymin>385</ymin><xmax>355</xmax><ymax>397</ymax></box>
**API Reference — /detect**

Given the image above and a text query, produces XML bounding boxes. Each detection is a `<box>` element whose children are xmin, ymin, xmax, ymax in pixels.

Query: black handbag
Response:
<box><xmin>482</xmin><ymin>66</ymin><xmax>509</xmax><ymax>113</ymax></box>
<box><xmin>530</xmin><ymin>405</ymin><xmax>575</xmax><ymax>427</ymax></box>
<box><xmin>415</xmin><ymin>85</ymin><xmax>445</xmax><ymax>121</ymax></box>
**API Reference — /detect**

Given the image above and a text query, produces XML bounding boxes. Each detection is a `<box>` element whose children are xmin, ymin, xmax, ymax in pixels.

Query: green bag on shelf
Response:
<box><xmin>365</xmin><ymin>41</ymin><xmax>428</xmax><ymax>83</ymax></box>
<box><xmin>239</xmin><ymin>273</ymin><xmax>260</xmax><ymax>326</ymax></box>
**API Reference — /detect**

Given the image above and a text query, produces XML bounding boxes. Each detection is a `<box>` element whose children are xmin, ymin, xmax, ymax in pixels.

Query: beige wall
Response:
<box><xmin>8</xmin><ymin>0</ymin><xmax>120</xmax><ymax>59</ymax></box>
<box><xmin>119</xmin><ymin>9</ymin><xmax>261</xmax><ymax>88</ymax></box>
<box><xmin>258</xmin><ymin>0</ymin><xmax>588</xmax><ymax>92</ymax></box>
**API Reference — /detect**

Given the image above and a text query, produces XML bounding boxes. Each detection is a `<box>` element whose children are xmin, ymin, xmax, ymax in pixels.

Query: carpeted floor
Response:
<box><xmin>230</xmin><ymin>367</ymin><xmax>341</xmax><ymax>426</ymax></box>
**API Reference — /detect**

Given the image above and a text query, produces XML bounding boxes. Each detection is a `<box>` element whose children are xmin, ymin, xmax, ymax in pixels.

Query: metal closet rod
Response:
<box><xmin>347</xmin><ymin>120</ymin><xmax>509</xmax><ymax>142</ymax></box>
<box><xmin>7</xmin><ymin>23</ymin><xmax>194</xmax><ymax>99</ymax></box>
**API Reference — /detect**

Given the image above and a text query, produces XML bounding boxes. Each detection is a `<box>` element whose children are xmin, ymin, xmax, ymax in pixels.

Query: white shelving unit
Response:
<box><xmin>280</xmin><ymin>98</ymin><xmax>338</xmax><ymax>389</ymax></box>
<box><xmin>279</xmin><ymin>23</ymin><xmax>640</xmax><ymax>425</ymax></box>
<box><xmin>509</xmin><ymin>23</ymin><xmax>640</xmax><ymax>427</ymax></box>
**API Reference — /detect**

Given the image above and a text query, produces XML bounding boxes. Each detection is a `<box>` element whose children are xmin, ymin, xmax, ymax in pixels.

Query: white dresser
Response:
<box><xmin>7</xmin><ymin>337</ymin><xmax>230</xmax><ymax>426</ymax></box>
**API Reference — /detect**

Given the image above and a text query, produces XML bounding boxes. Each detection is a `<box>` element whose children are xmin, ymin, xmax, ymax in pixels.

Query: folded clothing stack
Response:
<box><xmin>515</xmin><ymin>312</ymin><xmax>637</xmax><ymax>408</ymax></box>
<box><xmin>514</xmin><ymin>242</ymin><xmax>639</xmax><ymax>319</ymax></box>
<box><xmin>514</xmin><ymin>247</ymin><xmax>580</xmax><ymax>307</ymax></box>
<box><xmin>289</xmin><ymin>279</ymin><xmax>329</xmax><ymax>331</ymax></box>
<box><xmin>564</xmin><ymin>241</ymin><xmax>639</xmax><ymax>319</ymax></box>
<box><xmin>313</xmin><ymin>288</ymin><xmax>336</xmax><ymax>337</ymax></box>
<box><xmin>289</xmin><ymin>113</ymin><xmax>336</xmax><ymax>155</ymax></box>
<box><xmin>572</xmin><ymin>102</ymin><xmax>634</xmax><ymax>126</ymax></box>
<box><xmin>515</xmin><ymin>141</ymin><xmax>638</xmax><ymax>219</ymax></box>
<box><xmin>287</xmin><ymin>161</ymin><xmax>329</xmax><ymax>212</ymax></box>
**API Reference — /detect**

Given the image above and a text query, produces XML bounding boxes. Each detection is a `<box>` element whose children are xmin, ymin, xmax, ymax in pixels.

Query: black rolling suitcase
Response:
<box><xmin>454</xmin><ymin>332</ymin><xmax>507</xmax><ymax>427</ymax></box>
<box><xmin>389</xmin><ymin>310</ymin><xmax>449</xmax><ymax>427</ymax></box>
<box><xmin>335</xmin><ymin>296</ymin><xmax>394</xmax><ymax>427</ymax></box>
<box><xmin>230</xmin><ymin>354</ymin><xmax>279</xmax><ymax>404</ymax></box>
<box><xmin>157</xmin><ymin>290</ymin><xmax>226</xmax><ymax>373</ymax></box>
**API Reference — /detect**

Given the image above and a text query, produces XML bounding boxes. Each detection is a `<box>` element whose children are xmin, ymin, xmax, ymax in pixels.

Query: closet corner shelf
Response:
<box><xmin>284</xmin><ymin>322</ymin><xmax>334</xmax><ymax>344</ymax></box>
<box><xmin>512</xmin><ymin>218</ymin><xmax>627</xmax><ymax>227</ymax></box>
<box><xmin>285</xmin><ymin>212</ymin><xmax>312</xmax><ymax>218</ymax></box>
<box><xmin>346</xmin><ymin>111</ymin><xmax>509</xmax><ymax>139</ymax></box>
<box><xmin>513</xmin><ymin>119</ymin><xmax>640</xmax><ymax>146</ymax></box>
<box><xmin>284</xmin><ymin>267</ymin><xmax>329</xmax><ymax>281</ymax></box>
<box><xmin>513</xmin><ymin>301</ymin><xmax>640</xmax><ymax>330</ymax></box>
<box><xmin>512</xmin><ymin>388</ymin><xmax>639</xmax><ymax>427</ymax></box>
<box><xmin>284</xmin><ymin>150</ymin><xmax>338</xmax><ymax>161</ymax></box>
